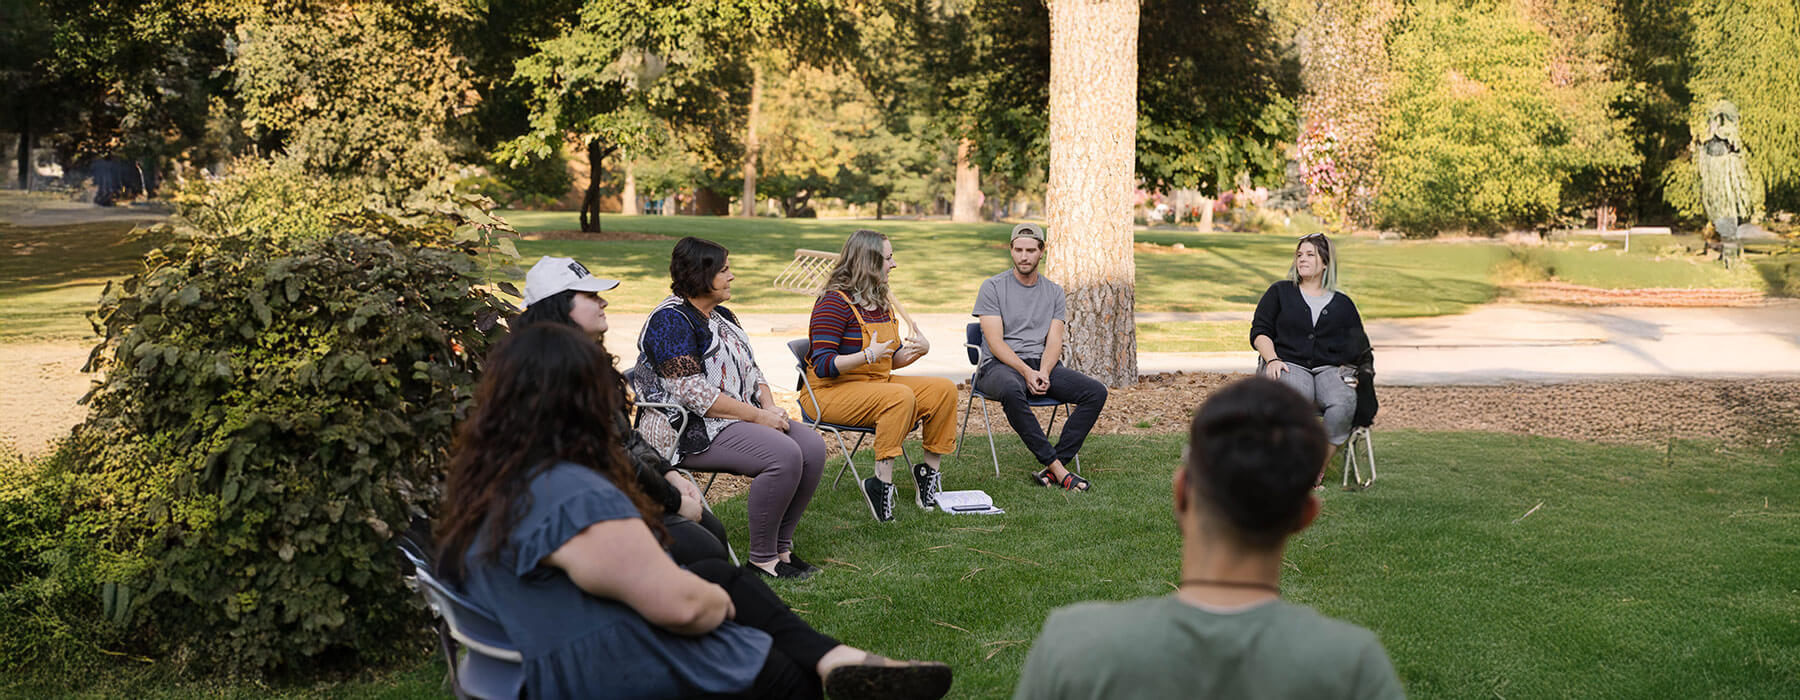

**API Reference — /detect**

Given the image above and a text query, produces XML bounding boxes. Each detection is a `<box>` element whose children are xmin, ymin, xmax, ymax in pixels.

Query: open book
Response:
<box><xmin>935</xmin><ymin>490</ymin><xmax>1004</xmax><ymax>515</ymax></box>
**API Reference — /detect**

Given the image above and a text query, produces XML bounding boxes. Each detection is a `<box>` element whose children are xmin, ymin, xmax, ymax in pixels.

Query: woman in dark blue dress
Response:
<box><xmin>434</xmin><ymin>323</ymin><xmax>951</xmax><ymax>700</ymax></box>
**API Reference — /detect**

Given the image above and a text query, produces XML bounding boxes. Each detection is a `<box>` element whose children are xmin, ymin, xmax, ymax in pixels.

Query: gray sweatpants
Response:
<box><xmin>681</xmin><ymin>419</ymin><xmax>826</xmax><ymax>564</ymax></box>
<box><xmin>1277</xmin><ymin>363</ymin><xmax>1358</xmax><ymax>445</ymax></box>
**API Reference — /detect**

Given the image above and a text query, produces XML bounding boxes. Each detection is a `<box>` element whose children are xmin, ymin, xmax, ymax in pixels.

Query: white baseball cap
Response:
<box><xmin>522</xmin><ymin>256</ymin><xmax>619</xmax><ymax>307</ymax></box>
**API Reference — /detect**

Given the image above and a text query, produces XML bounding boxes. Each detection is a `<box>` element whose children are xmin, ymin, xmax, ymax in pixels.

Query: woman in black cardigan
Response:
<box><xmin>1249</xmin><ymin>233</ymin><xmax>1371</xmax><ymax>483</ymax></box>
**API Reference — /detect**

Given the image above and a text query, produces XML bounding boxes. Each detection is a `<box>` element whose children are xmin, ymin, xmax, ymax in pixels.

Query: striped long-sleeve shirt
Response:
<box><xmin>808</xmin><ymin>292</ymin><xmax>893</xmax><ymax>378</ymax></box>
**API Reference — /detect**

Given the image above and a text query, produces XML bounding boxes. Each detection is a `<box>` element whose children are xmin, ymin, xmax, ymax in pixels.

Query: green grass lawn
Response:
<box><xmin>0</xmin><ymin>221</ymin><xmax>153</xmax><ymax>342</ymax></box>
<box><xmin>11</xmin><ymin>430</ymin><xmax>1796</xmax><ymax>697</ymax></box>
<box><xmin>503</xmin><ymin>213</ymin><xmax>1516</xmax><ymax>319</ymax></box>
<box><xmin>1516</xmin><ymin>234</ymin><xmax>1775</xmax><ymax>290</ymax></box>
<box><xmin>1135</xmin><ymin>319</ymin><xmax>1248</xmax><ymax>352</ymax></box>
<box><xmin>716</xmin><ymin>430</ymin><xmax>1799</xmax><ymax>698</ymax></box>
<box><xmin>2</xmin><ymin>210</ymin><xmax>1790</xmax><ymax>344</ymax></box>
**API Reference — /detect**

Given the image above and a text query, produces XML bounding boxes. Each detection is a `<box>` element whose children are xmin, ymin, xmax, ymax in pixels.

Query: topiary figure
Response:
<box><xmin>1696</xmin><ymin>100</ymin><xmax>1763</xmax><ymax>263</ymax></box>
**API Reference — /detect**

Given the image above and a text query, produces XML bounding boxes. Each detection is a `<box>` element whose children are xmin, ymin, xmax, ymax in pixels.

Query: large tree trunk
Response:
<box><xmin>580</xmin><ymin>139</ymin><xmax>616</xmax><ymax>233</ymax></box>
<box><xmin>952</xmin><ymin>137</ymin><xmax>982</xmax><ymax>222</ymax></box>
<box><xmin>1047</xmin><ymin>0</ymin><xmax>1139</xmax><ymax>387</ymax></box>
<box><xmin>622</xmin><ymin>160</ymin><xmax>640</xmax><ymax>216</ymax></box>
<box><xmin>740</xmin><ymin>63</ymin><xmax>763</xmax><ymax>218</ymax></box>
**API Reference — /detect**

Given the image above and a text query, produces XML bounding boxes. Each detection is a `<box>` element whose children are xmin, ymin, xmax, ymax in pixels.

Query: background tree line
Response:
<box><xmin>5</xmin><ymin>0</ymin><xmax>1795</xmax><ymax>234</ymax></box>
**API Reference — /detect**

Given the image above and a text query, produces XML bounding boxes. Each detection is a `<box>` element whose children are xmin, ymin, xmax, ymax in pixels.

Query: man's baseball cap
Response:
<box><xmin>1010</xmin><ymin>223</ymin><xmax>1046</xmax><ymax>243</ymax></box>
<box><xmin>522</xmin><ymin>256</ymin><xmax>619</xmax><ymax>307</ymax></box>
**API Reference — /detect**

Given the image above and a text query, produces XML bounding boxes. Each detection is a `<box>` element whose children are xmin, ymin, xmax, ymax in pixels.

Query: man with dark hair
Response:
<box><xmin>971</xmin><ymin>223</ymin><xmax>1108</xmax><ymax>491</ymax></box>
<box><xmin>1013</xmin><ymin>378</ymin><xmax>1403</xmax><ymax>699</ymax></box>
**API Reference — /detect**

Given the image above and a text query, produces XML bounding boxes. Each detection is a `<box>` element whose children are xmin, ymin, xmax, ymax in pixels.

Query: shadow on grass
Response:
<box><xmin>1751</xmin><ymin>252</ymin><xmax>1799</xmax><ymax>297</ymax></box>
<box><xmin>0</xmin><ymin>221</ymin><xmax>154</xmax><ymax>296</ymax></box>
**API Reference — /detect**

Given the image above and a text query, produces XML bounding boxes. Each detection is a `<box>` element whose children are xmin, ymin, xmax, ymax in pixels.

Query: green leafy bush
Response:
<box><xmin>0</xmin><ymin>444</ymin><xmax>139</xmax><ymax>680</ymax></box>
<box><xmin>19</xmin><ymin>175</ymin><xmax>518</xmax><ymax>678</ymax></box>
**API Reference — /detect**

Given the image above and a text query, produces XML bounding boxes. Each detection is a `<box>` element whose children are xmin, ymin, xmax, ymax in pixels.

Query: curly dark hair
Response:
<box><xmin>1184</xmin><ymin>377</ymin><xmax>1327</xmax><ymax>549</ymax></box>
<box><xmin>434</xmin><ymin>323</ymin><xmax>664</xmax><ymax>582</ymax></box>
<box><xmin>669</xmin><ymin>237</ymin><xmax>730</xmax><ymax>300</ymax></box>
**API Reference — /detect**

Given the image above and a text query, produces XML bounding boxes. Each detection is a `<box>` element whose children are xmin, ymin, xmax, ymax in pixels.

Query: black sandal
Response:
<box><xmin>1055</xmin><ymin>472</ymin><xmax>1091</xmax><ymax>492</ymax></box>
<box><xmin>1029</xmin><ymin>467</ymin><xmax>1054</xmax><ymax>487</ymax></box>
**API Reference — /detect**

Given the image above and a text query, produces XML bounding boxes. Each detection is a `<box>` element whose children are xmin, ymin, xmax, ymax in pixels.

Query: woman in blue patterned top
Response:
<box><xmin>435</xmin><ymin>323</ymin><xmax>952</xmax><ymax>699</ymax></box>
<box><xmin>633</xmin><ymin>237</ymin><xmax>828</xmax><ymax>580</ymax></box>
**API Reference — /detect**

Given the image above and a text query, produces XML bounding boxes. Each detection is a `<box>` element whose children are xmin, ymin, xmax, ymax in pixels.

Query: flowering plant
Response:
<box><xmin>1298</xmin><ymin>119</ymin><xmax>1348</xmax><ymax>230</ymax></box>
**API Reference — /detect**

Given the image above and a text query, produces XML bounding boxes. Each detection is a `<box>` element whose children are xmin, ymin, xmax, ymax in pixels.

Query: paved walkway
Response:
<box><xmin>601</xmin><ymin>300</ymin><xmax>1800</xmax><ymax>388</ymax></box>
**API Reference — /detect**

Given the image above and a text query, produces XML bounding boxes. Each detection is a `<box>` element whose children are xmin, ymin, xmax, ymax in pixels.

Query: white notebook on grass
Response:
<box><xmin>936</xmin><ymin>490</ymin><xmax>1004</xmax><ymax>515</ymax></box>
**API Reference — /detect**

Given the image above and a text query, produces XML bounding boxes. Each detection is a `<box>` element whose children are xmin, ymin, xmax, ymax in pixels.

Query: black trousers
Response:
<box><xmin>972</xmin><ymin>358</ymin><xmax>1109</xmax><ymax>466</ymax></box>
<box><xmin>664</xmin><ymin>510</ymin><xmax>730</xmax><ymax>566</ymax></box>
<box><xmin>687</xmin><ymin>558</ymin><xmax>840</xmax><ymax>700</ymax></box>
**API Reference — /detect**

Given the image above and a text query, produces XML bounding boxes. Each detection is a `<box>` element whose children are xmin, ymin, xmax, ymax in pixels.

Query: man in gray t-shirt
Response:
<box><xmin>1014</xmin><ymin>379</ymin><xmax>1404</xmax><ymax>700</ymax></box>
<box><xmin>971</xmin><ymin>224</ymin><xmax>1108</xmax><ymax>490</ymax></box>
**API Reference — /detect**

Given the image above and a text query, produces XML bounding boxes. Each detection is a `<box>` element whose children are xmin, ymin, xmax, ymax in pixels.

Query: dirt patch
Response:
<box><xmin>1090</xmin><ymin>372</ymin><xmax>1800</xmax><ymax>449</ymax></box>
<box><xmin>1503</xmin><ymin>282</ymin><xmax>1765</xmax><ymax>307</ymax></box>
<box><xmin>520</xmin><ymin>230</ymin><xmax>675</xmax><ymax>242</ymax></box>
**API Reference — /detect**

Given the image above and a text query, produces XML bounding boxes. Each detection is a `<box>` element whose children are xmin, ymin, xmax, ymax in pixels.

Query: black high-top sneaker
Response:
<box><xmin>912</xmin><ymin>463</ymin><xmax>942</xmax><ymax>510</ymax></box>
<box><xmin>862</xmin><ymin>476</ymin><xmax>895</xmax><ymax>522</ymax></box>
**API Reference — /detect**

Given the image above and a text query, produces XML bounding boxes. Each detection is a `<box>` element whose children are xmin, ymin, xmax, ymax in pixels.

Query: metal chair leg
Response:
<box><xmin>1341</xmin><ymin>427</ymin><xmax>1375</xmax><ymax>489</ymax></box>
<box><xmin>1360</xmin><ymin>428</ymin><xmax>1376</xmax><ymax>486</ymax></box>
<box><xmin>981</xmin><ymin>400</ymin><xmax>1001</xmax><ymax>477</ymax></box>
<box><xmin>956</xmin><ymin>392</ymin><xmax>976</xmax><ymax>463</ymax></box>
<box><xmin>830</xmin><ymin>430</ymin><xmax>867</xmax><ymax>488</ymax></box>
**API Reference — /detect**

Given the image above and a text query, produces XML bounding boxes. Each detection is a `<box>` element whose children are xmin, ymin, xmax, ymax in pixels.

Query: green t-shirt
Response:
<box><xmin>1013</xmin><ymin>595</ymin><xmax>1403</xmax><ymax>700</ymax></box>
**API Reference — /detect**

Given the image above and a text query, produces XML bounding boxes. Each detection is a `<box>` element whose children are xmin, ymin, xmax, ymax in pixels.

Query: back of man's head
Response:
<box><xmin>1185</xmin><ymin>378</ymin><xmax>1328</xmax><ymax>549</ymax></box>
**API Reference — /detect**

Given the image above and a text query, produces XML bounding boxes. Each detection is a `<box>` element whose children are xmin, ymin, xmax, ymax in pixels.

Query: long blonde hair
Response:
<box><xmin>822</xmin><ymin>229</ymin><xmax>891</xmax><ymax>309</ymax></box>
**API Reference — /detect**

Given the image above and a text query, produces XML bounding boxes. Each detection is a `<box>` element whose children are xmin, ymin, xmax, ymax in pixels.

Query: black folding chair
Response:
<box><xmin>955</xmin><ymin>322</ymin><xmax>1080</xmax><ymax>477</ymax></box>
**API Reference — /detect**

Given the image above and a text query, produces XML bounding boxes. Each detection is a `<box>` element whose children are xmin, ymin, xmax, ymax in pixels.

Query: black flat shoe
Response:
<box><xmin>746</xmin><ymin>560</ymin><xmax>817</xmax><ymax>581</ymax></box>
<box><xmin>783</xmin><ymin>553</ymin><xmax>822</xmax><ymax>577</ymax></box>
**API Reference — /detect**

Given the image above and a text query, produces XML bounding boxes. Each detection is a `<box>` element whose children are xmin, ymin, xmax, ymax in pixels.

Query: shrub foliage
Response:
<box><xmin>4</xmin><ymin>168</ymin><xmax>517</xmax><ymax>678</ymax></box>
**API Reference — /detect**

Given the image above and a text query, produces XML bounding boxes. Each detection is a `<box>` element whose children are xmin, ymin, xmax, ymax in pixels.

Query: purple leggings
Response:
<box><xmin>681</xmin><ymin>419</ymin><xmax>827</xmax><ymax>563</ymax></box>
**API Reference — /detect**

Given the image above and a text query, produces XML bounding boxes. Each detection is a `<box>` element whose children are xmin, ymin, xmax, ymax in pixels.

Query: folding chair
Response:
<box><xmin>1255</xmin><ymin>358</ymin><xmax>1376</xmax><ymax>489</ymax></box>
<box><xmin>397</xmin><ymin>540</ymin><xmax>525</xmax><ymax>700</ymax></box>
<box><xmin>956</xmin><ymin>322</ymin><xmax>1080</xmax><ymax>477</ymax></box>
<box><xmin>624</xmin><ymin>365</ymin><xmax>740</xmax><ymax>565</ymax></box>
<box><xmin>786</xmin><ymin>339</ymin><xmax>915</xmax><ymax>489</ymax></box>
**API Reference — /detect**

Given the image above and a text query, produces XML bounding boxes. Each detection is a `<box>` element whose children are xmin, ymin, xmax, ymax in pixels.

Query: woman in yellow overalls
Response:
<box><xmin>804</xmin><ymin>230</ymin><xmax>957</xmax><ymax>522</ymax></box>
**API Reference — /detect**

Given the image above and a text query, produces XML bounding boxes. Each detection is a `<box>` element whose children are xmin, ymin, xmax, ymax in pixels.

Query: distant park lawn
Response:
<box><xmin>19</xmin><ymin>430</ymin><xmax>1796</xmax><ymax>698</ymax></box>
<box><xmin>0</xmin><ymin>211</ymin><xmax>1786</xmax><ymax>346</ymax></box>
<box><xmin>501</xmin><ymin>212</ymin><xmax>1778</xmax><ymax>317</ymax></box>
<box><xmin>0</xmin><ymin>220</ymin><xmax>155</xmax><ymax>342</ymax></box>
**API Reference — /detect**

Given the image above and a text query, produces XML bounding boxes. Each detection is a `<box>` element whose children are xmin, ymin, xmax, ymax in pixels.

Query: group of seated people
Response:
<box><xmin>430</xmin><ymin>229</ymin><xmax>1389</xmax><ymax>698</ymax></box>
